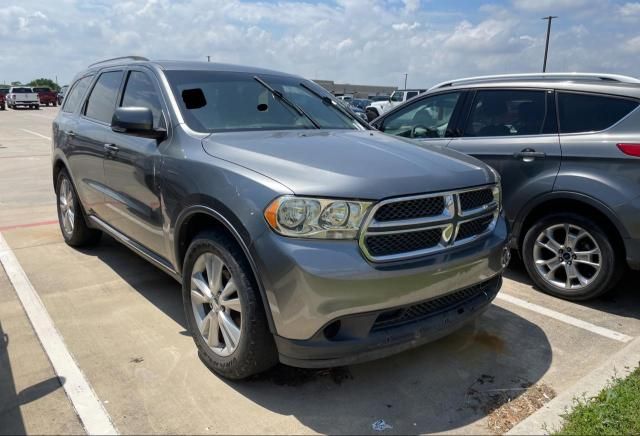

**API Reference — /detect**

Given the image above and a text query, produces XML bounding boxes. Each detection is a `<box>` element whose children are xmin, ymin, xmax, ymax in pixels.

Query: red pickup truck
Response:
<box><xmin>0</xmin><ymin>88</ymin><xmax>7</xmax><ymax>110</ymax></box>
<box><xmin>33</xmin><ymin>87</ymin><xmax>58</xmax><ymax>106</ymax></box>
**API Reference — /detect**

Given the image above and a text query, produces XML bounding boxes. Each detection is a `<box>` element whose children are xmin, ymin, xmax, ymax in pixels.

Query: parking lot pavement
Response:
<box><xmin>1</xmin><ymin>107</ymin><xmax>638</xmax><ymax>434</ymax></box>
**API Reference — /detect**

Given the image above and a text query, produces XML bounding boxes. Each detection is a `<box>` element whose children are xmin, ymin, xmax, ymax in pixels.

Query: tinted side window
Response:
<box><xmin>380</xmin><ymin>92</ymin><xmax>461</xmax><ymax>138</ymax></box>
<box><xmin>121</xmin><ymin>71</ymin><xmax>163</xmax><ymax>128</ymax></box>
<box><xmin>558</xmin><ymin>92</ymin><xmax>639</xmax><ymax>134</ymax></box>
<box><xmin>62</xmin><ymin>76</ymin><xmax>93</xmax><ymax>113</ymax></box>
<box><xmin>464</xmin><ymin>90</ymin><xmax>547</xmax><ymax>137</ymax></box>
<box><xmin>406</xmin><ymin>91</ymin><xmax>418</xmax><ymax>100</ymax></box>
<box><xmin>84</xmin><ymin>71</ymin><xmax>124</xmax><ymax>123</ymax></box>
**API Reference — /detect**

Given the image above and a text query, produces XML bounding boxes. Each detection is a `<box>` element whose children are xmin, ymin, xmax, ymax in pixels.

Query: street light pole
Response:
<box><xmin>404</xmin><ymin>73</ymin><xmax>408</xmax><ymax>89</ymax></box>
<box><xmin>542</xmin><ymin>16</ymin><xmax>557</xmax><ymax>73</ymax></box>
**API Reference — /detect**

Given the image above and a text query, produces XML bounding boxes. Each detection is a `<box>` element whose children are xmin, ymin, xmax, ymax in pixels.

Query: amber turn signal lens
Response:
<box><xmin>264</xmin><ymin>198</ymin><xmax>280</xmax><ymax>229</ymax></box>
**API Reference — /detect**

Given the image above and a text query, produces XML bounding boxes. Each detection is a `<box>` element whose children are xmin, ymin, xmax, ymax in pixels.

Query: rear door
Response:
<box><xmin>102</xmin><ymin>68</ymin><xmax>168</xmax><ymax>257</ymax></box>
<box><xmin>446</xmin><ymin>88</ymin><xmax>561</xmax><ymax>224</ymax></box>
<box><xmin>374</xmin><ymin>90</ymin><xmax>465</xmax><ymax>147</ymax></box>
<box><xmin>56</xmin><ymin>75</ymin><xmax>109</xmax><ymax>215</ymax></box>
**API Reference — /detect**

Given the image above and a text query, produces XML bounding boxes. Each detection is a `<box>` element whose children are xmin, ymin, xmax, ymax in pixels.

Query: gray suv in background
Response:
<box><xmin>372</xmin><ymin>73</ymin><xmax>640</xmax><ymax>300</ymax></box>
<box><xmin>52</xmin><ymin>57</ymin><xmax>508</xmax><ymax>379</ymax></box>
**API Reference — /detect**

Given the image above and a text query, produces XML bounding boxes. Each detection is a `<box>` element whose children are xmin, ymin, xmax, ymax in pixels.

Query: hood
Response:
<box><xmin>201</xmin><ymin>130</ymin><xmax>496</xmax><ymax>199</ymax></box>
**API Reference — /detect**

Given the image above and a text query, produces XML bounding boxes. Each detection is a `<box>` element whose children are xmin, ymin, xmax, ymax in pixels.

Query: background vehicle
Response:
<box><xmin>371</xmin><ymin>72</ymin><xmax>640</xmax><ymax>300</ymax></box>
<box><xmin>57</xmin><ymin>85</ymin><xmax>69</xmax><ymax>105</ymax></box>
<box><xmin>53</xmin><ymin>56</ymin><xmax>507</xmax><ymax>379</ymax></box>
<box><xmin>366</xmin><ymin>88</ymin><xmax>427</xmax><ymax>121</ymax></box>
<box><xmin>33</xmin><ymin>86</ymin><xmax>58</xmax><ymax>106</ymax></box>
<box><xmin>6</xmin><ymin>87</ymin><xmax>39</xmax><ymax>109</ymax></box>
<box><xmin>348</xmin><ymin>98</ymin><xmax>371</xmax><ymax>120</ymax></box>
<box><xmin>0</xmin><ymin>88</ymin><xmax>7</xmax><ymax>110</ymax></box>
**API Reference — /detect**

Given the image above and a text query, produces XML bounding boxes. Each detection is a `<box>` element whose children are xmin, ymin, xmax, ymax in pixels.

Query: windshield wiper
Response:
<box><xmin>298</xmin><ymin>82</ymin><xmax>368</xmax><ymax>128</ymax></box>
<box><xmin>253</xmin><ymin>76</ymin><xmax>320</xmax><ymax>129</ymax></box>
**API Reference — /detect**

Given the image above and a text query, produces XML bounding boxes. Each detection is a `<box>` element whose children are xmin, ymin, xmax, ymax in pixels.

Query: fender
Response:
<box><xmin>173</xmin><ymin>204</ymin><xmax>276</xmax><ymax>333</ymax></box>
<box><xmin>512</xmin><ymin>190</ymin><xmax>630</xmax><ymax>243</ymax></box>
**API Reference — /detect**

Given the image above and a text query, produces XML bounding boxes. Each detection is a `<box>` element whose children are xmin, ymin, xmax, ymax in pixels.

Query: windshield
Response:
<box><xmin>165</xmin><ymin>71</ymin><xmax>362</xmax><ymax>132</ymax></box>
<box><xmin>12</xmin><ymin>88</ymin><xmax>32</xmax><ymax>93</ymax></box>
<box><xmin>390</xmin><ymin>91</ymin><xmax>404</xmax><ymax>102</ymax></box>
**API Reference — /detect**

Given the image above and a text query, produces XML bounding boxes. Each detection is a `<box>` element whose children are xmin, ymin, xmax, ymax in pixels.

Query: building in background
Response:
<box><xmin>313</xmin><ymin>80</ymin><xmax>396</xmax><ymax>99</ymax></box>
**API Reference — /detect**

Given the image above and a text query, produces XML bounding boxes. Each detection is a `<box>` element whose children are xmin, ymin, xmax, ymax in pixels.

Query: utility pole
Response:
<box><xmin>207</xmin><ymin>56</ymin><xmax>211</xmax><ymax>62</ymax></box>
<box><xmin>404</xmin><ymin>73</ymin><xmax>408</xmax><ymax>89</ymax></box>
<box><xmin>542</xmin><ymin>16</ymin><xmax>557</xmax><ymax>73</ymax></box>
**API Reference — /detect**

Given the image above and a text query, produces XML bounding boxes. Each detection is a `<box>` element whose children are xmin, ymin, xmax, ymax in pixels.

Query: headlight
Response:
<box><xmin>492</xmin><ymin>183</ymin><xmax>502</xmax><ymax>212</ymax></box>
<box><xmin>264</xmin><ymin>195</ymin><xmax>372</xmax><ymax>239</ymax></box>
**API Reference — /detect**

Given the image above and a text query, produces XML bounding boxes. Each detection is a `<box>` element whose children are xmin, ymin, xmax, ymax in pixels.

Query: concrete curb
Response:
<box><xmin>507</xmin><ymin>336</ymin><xmax>640</xmax><ymax>435</ymax></box>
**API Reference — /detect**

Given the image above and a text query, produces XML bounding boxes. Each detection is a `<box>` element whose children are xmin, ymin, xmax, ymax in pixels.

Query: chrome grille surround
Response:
<box><xmin>359</xmin><ymin>184</ymin><xmax>500</xmax><ymax>262</ymax></box>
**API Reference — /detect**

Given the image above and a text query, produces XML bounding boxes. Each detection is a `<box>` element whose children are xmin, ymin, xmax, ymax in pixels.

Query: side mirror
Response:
<box><xmin>111</xmin><ymin>107</ymin><xmax>166</xmax><ymax>140</ymax></box>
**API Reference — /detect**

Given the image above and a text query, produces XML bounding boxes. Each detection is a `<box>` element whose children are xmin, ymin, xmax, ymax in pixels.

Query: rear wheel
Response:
<box><xmin>522</xmin><ymin>213</ymin><xmax>623</xmax><ymax>300</ymax></box>
<box><xmin>182</xmin><ymin>231</ymin><xmax>277</xmax><ymax>379</ymax></box>
<box><xmin>56</xmin><ymin>169</ymin><xmax>101</xmax><ymax>247</ymax></box>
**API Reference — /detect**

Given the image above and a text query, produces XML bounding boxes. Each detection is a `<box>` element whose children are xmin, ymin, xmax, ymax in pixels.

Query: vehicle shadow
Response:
<box><xmin>0</xmin><ymin>322</ymin><xmax>65</xmax><ymax>434</ymax></box>
<box><xmin>505</xmin><ymin>255</ymin><xmax>640</xmax><ymax>320</ymax></box>
<box><xmin>89</xmin><ymin>236</ymin><xmax>553</xmax><ymax>434</ymax></box>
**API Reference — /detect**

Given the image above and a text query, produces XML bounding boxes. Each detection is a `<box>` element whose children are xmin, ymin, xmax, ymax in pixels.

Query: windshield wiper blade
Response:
<box><xmin>299</xmin><ymin>82</ymin><xmax>368</xmax><ymax>128</ymax></box>
<box><xmin>253</xmin><ymin>75</ymin><xmax>320</xmax><ymax>129</ymax></box>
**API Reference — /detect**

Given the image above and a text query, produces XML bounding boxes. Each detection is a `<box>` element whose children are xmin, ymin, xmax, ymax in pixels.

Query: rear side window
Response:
<box><xmin>464</xmin><ymin>90</ymin><xmax>548</xmax><ymax>137</ymax></box>
<box><xmin>406</xmin><ymin>91</ymin><xmax>418</xmax><ymax>100</ymax></box>
<box><xmin>62</xmin><ymin>76</ymin><xmax>93</xmax><ymax>113</ymax></box>
<box><xmin>120</xmin><ymin>71</ymin><xmax>163</xmax><ymax>128</ymax></box>
<box><xmin>558</xmin><ymin>92</ymin><xmax>639</xmax><ymax>134</ymax></box>
<box><xmin>84</xmin><ymin>71</ymin><xmax>124</xmax><ymax>123</ymax></box>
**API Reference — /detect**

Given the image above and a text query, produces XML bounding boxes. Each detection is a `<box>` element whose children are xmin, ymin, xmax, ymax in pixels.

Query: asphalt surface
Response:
<box><xmin>1</xmin><ymin>106</ymin><xmax>639</xmax><ymax>435</ymax></box>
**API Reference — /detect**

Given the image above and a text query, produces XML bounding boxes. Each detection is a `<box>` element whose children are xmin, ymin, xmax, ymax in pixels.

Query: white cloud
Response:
<box><xmin>511</xmin><ymin>0</ymin><xmax>589</xmax><ymax>12</ymax></box>
<box><xmin>0</xmin><ymin>0</ymin><xmax>639</xmax><ymax>89</ymax></box>
<box><xmin>619</xmin><ymin>2</ymin><xmax>640</xmax><ymax>17</ymax></box>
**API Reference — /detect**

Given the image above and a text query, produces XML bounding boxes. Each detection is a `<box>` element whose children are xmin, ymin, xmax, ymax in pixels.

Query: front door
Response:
<box><xmin>103</xmin><ymin>69</ymin><xmax>168</xmax><ymax>257</ymax></box>
<box><xmin>446</xmin><ymin>88</ymin><xmax>561</xmax><ymax>225</ymax></box>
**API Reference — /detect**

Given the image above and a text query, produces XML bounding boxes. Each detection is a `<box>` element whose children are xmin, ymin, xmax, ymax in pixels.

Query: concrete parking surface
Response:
<box><xmin>1</xmin><ymin>106</ymin><xmax>639</xmax><ymax>434</ymax></box>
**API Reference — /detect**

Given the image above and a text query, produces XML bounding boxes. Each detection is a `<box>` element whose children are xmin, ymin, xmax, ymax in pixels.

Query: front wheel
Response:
<box><xmin>522</xmin><ymin>213</ymin><xmax>623</xmax><ymax>301</ymax></box>
<box><xmin>56</xmin><ymin>169</ymin><xmax>101</xmax><ymax>247</ymax></box>
<box><xmin>182</xmin><ymin>231</ymin><xmax>277</xmax><ymax>379</ymax></box>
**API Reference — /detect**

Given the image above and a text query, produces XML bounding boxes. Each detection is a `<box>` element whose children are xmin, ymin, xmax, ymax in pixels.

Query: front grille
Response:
<box><xmin>365</xmin><ymin>228</ymin><xmax>442</xmax><ymax>257</ymax></box>
<box><xmin>360</xmin><ymin>185</ymin><xmax>498</xmax><ymax>261</ymax></box>
<box><xmin>460</xmin><ymin>188</ymin><xmax>493</xmax><ymax>212</ymax></box>
<box><xmin>371</xmin><ymin>279</ymin><xmax>496</xmax><ymax>331</ymax></box>
<box><xmin>456</xmin><ymin>215</ymin><xmax>494</xmax><ymax>241</ymax></box>
<box><xmin>374</xmin><ymin>196</ymin><xmax>444</xmax><ymax>222</ymax></box>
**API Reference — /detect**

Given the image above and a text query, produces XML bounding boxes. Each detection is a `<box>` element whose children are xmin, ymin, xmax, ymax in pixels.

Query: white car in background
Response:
<box><xmin>6</xmin><ymin>87</ymin><xmax>40</xmax><ymax>109</ymax></box>
<box><xmin>366</xmin><ymin>88</ymin><xmax>426</xmax><ymax>121</ymax></box>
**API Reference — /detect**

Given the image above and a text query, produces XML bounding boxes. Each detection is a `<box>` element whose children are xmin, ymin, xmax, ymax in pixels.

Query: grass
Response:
<box><xmin>555</xmin><ymin>365</ymin><xmax>640</xmax><ymax>435</ymax></box>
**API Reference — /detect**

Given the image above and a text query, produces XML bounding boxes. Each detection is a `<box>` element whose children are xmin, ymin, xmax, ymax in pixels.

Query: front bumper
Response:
<box><xmin>277</xmin><ymin>275</ymin><xmax>501</xmax><ymax>368</ymax></box>
<box><xmin>251</xmin><ymin>214</ymin><xmax>508</xmax><ymax>345</ymax></box>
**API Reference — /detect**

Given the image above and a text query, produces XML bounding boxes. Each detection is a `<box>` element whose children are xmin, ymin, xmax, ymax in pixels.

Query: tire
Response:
<box><xmin>182</xmin><ymin>231</ymin><xmax>277</xmax><ymax>379</ymax></box>
<box><xmin>522</xmin><ymin>212</ymin><xmax>623</xmax><ymax>301</ymax></box>
<box><xmin>53</xmin><ymin>101</ymin><xmax>57</xmax><ymax>107</ymax></box>
<box><xmin>55</xmin><ymin>169</ymin><xmax>101</xmax><ymax>247</ymax></box>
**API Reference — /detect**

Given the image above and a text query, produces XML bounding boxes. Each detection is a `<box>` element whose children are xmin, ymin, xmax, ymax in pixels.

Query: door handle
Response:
<box><xmin>65</xmin><ymin>130</ymin><xmax>76</xmax><ymax>138</ymax></box>
<box><xmin>103</xmin><ymin>143</ymin><xmax>119</xmax><ymax>154</ymax></box>
<box><xmin>514</xmin><ymin>148</ymin><xmax>546</xmax><ymax>160</ymax></box>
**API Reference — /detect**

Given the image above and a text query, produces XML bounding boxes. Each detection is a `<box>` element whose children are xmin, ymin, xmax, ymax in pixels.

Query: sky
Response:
<box><xmin>1</xmin><ymin>0</ymin><xmax>639</xmax><ymax>88</ymax></box>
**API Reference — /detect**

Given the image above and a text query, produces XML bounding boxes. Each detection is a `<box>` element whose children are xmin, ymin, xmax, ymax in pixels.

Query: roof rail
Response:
<box><xmin>429</xmin><ymin>72</ymin><xmax>640</xmax><ymax>90</ymax></box>
<box><xmin>88</xmin><ymin>56</ymin><xmax>149</xmax><ymax>68</ymax></box>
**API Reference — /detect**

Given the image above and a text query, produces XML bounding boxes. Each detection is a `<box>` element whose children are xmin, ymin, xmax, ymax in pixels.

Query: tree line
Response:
<box><xmin>1</xmin><ymin>78</ymin><xmax>61</xmax><ymax>91</ymax></box>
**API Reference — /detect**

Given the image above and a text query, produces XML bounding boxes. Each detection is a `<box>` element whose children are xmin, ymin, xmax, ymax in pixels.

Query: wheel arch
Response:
<box><xmin>173</xmin><ymin>205</ymin><xmax>276</xmax><ymax>333</ymax></box>
<box><xmin>514</xmin><ymin>191</ymin><xmax>628</xmax><ymax>255</ymax></box>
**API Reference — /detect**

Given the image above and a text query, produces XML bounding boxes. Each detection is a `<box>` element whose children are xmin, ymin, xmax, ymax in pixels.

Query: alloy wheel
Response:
<box><xmin>533</xmin><ymin>223</ymin><xmax>602</xmax><ymax>291</ymax></box>
<box><xmin>59</xmin><ymin>178</ymin><xmax>75</xmax><ymax>236</ymax></box>
<box><xmin>190</xmin><ymin>252</ymin><xmax>242</xmax><ymax>356</ymax></box>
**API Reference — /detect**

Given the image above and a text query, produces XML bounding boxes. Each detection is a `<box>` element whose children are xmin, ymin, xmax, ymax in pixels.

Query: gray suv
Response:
<box><xmin>52</xmin><ymin>57</ymin><xmax>508</xmax><ymax>379</ymax></box>
<box><xmin>372</xmin><ymin>73</ymin><xmax>640</xmax><ymax>301</ymax></box>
